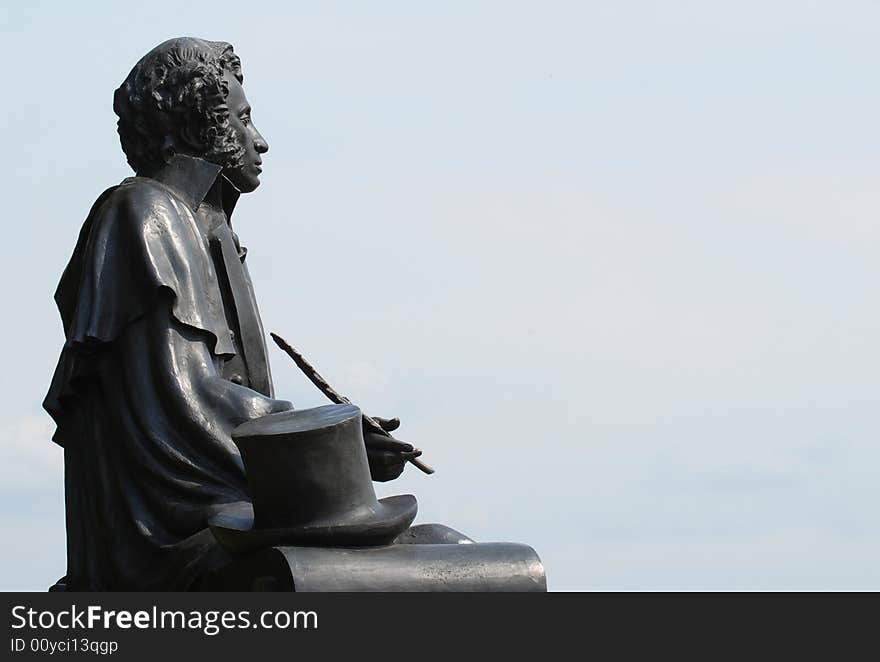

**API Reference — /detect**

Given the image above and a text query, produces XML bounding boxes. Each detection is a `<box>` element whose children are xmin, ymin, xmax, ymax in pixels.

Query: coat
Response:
<box><xmin>43</xmin><ymin>155</ymin><xmax>292</xmax><ymax>590</ymax></box>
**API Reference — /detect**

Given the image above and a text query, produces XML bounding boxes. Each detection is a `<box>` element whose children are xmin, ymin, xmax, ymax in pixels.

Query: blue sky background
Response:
<box><xmin>2</xmin><ymin>1</ymin><xmax>879</xmax><ymax>590</ymax></box>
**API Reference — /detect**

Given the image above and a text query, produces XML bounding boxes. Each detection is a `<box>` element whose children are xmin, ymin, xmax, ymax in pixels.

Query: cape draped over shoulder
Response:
<box><xmin>46</xmin><ymin>178</ymin><xmax>237</xmax><ymax>441</ymax></box>
<box><xmin>44</xmin><ymin>158</ymin><xmax>289</xmax><ymax>590</ymax></box>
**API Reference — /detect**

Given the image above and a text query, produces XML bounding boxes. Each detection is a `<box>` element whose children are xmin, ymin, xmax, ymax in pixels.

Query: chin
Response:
<box><xmin>229</xmin><ymin>178</ymin><xmax>260</xmax><ymax>194</ymax></box>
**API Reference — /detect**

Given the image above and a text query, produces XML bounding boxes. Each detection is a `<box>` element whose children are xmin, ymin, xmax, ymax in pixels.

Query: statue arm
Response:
<box><xmin>106</xmin><ymin>292</ymin><xmax>294</xmax><ymax>464</ymax></box>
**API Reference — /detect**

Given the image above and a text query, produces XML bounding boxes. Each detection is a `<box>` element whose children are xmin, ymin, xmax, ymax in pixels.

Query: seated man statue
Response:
<box><xmin>44</xmin><ymin>37</ymin><xmax>543</xmax><ymax>591</ymax></box>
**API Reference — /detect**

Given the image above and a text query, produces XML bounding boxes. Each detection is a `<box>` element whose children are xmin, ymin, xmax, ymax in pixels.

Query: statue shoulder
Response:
<box><xmin>87</xmin><ymin>177</ymin><xmax>201</xmax><ymax>253</ymax></box>
<box><xmin>100</xmin><ymin>176</ymin><xmax>187</xmax><ymax>223</ymax></box>
<box><xmin>55</xmin><ymin>174</ymin><xmax>231</xmax><ymax>354</ymax></box>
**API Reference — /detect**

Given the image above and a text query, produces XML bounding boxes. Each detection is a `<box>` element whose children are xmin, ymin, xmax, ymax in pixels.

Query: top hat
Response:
<box><xmin>209</xmin><ymin>403</ymin><xmax>418</xmax><ymax>553</ymax></box>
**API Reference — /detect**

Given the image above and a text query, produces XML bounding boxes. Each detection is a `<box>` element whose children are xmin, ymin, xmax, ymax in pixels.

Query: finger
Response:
<box><xmin>364</xmin><ymin>434</ymin><xmax>413</xmax><ymax>453</ymax></box>
<box><xmin>367</xmin><ymin>416</ymin><xmax>400</xmax><ymax>433</ymax></box>
<box><xmin>368</xmin><ymin>449</ymin><xmax>414</xmax><ymax>466</ymax></box>
<box><xmin>373</xmin><ymin>416</ymin><xmax>401</xmax><ymax>432</ymax></box>
<box><xmin>368</xmin><ymin>450</ymin><xmax>403</xmax><ymax>466</ymax></box>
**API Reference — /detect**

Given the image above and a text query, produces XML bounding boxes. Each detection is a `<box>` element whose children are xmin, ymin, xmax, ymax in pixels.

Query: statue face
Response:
<box><xmin>222</xmin><ymin>74</ymin><xmax>269</xmax><ymax>193</ymax></box>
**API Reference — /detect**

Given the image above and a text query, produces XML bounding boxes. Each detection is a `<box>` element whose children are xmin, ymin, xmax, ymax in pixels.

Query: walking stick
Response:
<box><xmin>270</xmin><ymin>332</ymin><xmax>435</xmax><ymax>475</ymax></box>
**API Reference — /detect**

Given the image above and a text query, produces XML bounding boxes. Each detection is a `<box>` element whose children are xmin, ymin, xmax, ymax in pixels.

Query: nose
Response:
<box><xmin>253</xmin><ymin>128</ymin><xmax>269</xmax><ymax>154</ymax></box>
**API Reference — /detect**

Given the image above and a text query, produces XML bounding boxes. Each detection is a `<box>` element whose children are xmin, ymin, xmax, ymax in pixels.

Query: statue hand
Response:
<box><xmin>364</xmin><ymin>416</ymin><xmax>421</xmax><ymax>482</ymax></box>
<box><xmin>371</xmin><ymin>416</ymin><xmax>400</xmax><ymax>433</ymax></box>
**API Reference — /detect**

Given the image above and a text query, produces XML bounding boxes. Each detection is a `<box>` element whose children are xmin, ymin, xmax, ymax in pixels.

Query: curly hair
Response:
<box><xmin>113</xmin><ymin>37</ymin><xmax>246</xmax><ymax>175</ymax></box>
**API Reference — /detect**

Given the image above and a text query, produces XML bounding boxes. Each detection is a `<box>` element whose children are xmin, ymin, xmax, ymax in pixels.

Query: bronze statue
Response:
<box><xmin>44</xmin><ymin>37</ymin><xmax>545</xmax><ymax>591</ymax></box>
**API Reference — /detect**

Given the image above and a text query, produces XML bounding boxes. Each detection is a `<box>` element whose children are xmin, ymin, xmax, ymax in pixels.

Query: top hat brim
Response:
<box><xmin>208</xmin><ymin>495</ymin><xmax>418</xmax><ymax>555</ymax></box>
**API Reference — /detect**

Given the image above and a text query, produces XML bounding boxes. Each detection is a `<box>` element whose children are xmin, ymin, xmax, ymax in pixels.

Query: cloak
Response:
<box><xmin>43</xmin><ymin>155</ymin><xmax>292</xmax><ymax>590</ymax></box>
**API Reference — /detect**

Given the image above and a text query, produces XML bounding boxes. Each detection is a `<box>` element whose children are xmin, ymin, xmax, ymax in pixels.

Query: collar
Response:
<box><xmin>151</xmin><ymin>154</ymin><xmax>240</xmax><ymax>219</ymax></box>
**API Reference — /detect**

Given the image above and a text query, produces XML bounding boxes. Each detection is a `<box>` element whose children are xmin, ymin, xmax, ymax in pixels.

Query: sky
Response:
<box><xmin>1</xmin><ymin>1</ymin><xmax>879</xmax><ymax>590</ymax></box>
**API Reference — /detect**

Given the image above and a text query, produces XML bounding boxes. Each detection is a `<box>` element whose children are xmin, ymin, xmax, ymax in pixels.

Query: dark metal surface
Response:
<box><xmin>395</xmin><ymin>523</ymin><xmax>476</xmax><ymax>545</ymax></box>
<box><xmin>209</xmin><ymin>543</ymin><xmax>547</xmax><ymax>592</ymax></box>
<box><xmin>270</xmin><ymin>333</ymin><xmax>434</xmax><ymax>474</ymax></box>
<box><xmin>209</xmin><ymin>404</ymin><xmax>419</xmax><ymax>551</ymax></box>
<box><xmin>43</xmin><ymin>36</ymin><xmax>546</xmax><ymax>591</ymax></box>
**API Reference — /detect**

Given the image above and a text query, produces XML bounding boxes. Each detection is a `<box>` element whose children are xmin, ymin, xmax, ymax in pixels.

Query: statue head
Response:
<box><xmin>114</xmin><ymin>37</ymin><xmax>268</xmax><ymax>193</ymax></box>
